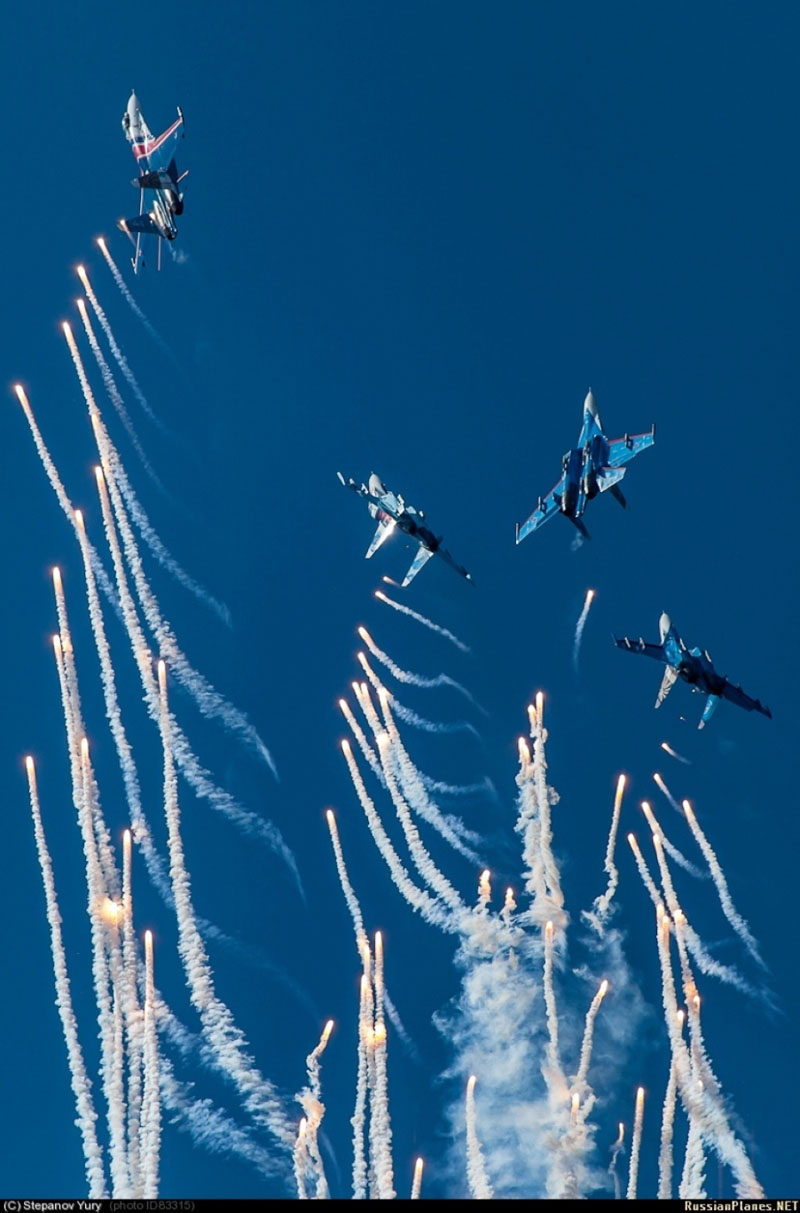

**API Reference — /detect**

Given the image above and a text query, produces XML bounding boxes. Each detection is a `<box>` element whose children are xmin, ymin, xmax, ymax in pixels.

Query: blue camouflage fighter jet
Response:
<box><xmin>337</xmin><ymin>472</ymin><xmax>473</xmax><ymax>588</ymax></box>
<box><xmin>119</xmin><ymin>92</ymin><xmax>187</xmax><ymax>272</ymax></box>
<box><xmin>614</xmin><ymin>612</ymin><xmax>772</xmax><ymax>729</ymax></box>
<box><xmin>515</xmin><ymin>390</ymin><xmax>655</xmax><ymax>544</ymax></box>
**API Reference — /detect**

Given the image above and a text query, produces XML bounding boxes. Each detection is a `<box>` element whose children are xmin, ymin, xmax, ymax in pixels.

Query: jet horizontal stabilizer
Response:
<box><xmin>698</xmin><ymin>695</ymin><xmax>719</xmax><ymax>729</ymax></box>
<box><xmin>402</xmin><ymin>545</ymin><xmax>435</xmax><ymax>587</ymax></box>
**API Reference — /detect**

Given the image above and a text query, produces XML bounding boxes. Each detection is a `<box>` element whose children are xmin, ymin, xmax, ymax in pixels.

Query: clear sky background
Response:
<box><xmin>0</xmin><ymin>1</ymin><xmax>796</xmax><ymax>1199</ymax></box>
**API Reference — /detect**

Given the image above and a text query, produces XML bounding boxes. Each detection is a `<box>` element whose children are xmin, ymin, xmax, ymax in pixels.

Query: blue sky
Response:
<box><xmin>0</xmin><ymin>1</ymin><xmax>796</xmax><ymax>1198</ymax></box>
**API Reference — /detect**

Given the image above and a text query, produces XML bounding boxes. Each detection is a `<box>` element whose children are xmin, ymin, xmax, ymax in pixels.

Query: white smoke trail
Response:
<box><xmin>358</xmin><ymin>627</ymin><xmax>484</xmax><ymax>711</ymax></box>
<box><xmin>325</xmin><ymin>810</ymin><xmax>368</xmax><ymax>952</ymax></box>
<box><xmin>157</xmin><ymin>1048</ymin><xmax>277</xmax><ymax>1178</ymax></box>
<box><xmin>295</xmin><ymin>1021</ymin><xmax>333</xmax><ymax>1199</ymax></box>
<box><xmin>661</xmin><ymin>742</ymin><xmax>691</xmax><ymax>765</ymax></box>
<box><xmin>653</xmin><ymin>771</ymin><xmax>685</xmax><ymax>815</ymax></box>
<box><xmin>13</xmin><ymin>385</ymin><xmax>118</xmax><ymax>607</ymax></box>
<box><xmin>682</xmin><ymin>801</ymin><xmax>765</xmax><ymax>969</ymax></box>
<box><xmin>586</xmin><ymin>775</ymin><xmax>626</xmax><ymax>926</ymax></box>
<box><xmin>627</xmin><ymin>833</ymin><xmax>663</xmax><ymax>906</ymax></box>
<box><xmin>74</xmin><ymin>510</ymin><xmax>172</xmax><ymax>908</ymax></box>
<box><xmin>77</xmin><ymin>265</ymin><xmax>166</xmax><ymax>431</ymax></box>
<box><xmin>356</xmin><ymin>669</ymin><xmax>484</xmax><ymax>865</ymax></box>
<box><xmin>515</xmin><ymin>698</ymin><xmax>565</xmax><ymax>922</ymax></box>
<box><xmin>97</xmin><ymin>238</ymin><xmax>175</xmax><ymax>360</ymax></box>
<box><xmin>608</xmin><ymin>1123</ymin><xmax>625</xmax><ymax>1201</ymax></box>
<box><xmin>640</xmin><ymin>801</ymin><xmax>705</xmax><ymax>880</ymax></box>
<box><xmin>530</xmin><ymin>700</ymin><xmax>565</xmax><ymax>915</ymax></box>
<box><xmin>635</xmin><ymin>857</ymin><xmax>764</xmax><ymax>1197</ymax></box>
<box><xmin>141</xmin><ymin>931</ymin><xmax>161</xmax><ymax>1198</ymax></box>
<box><xmin>374</xmin><ymin>590</ymin><xmax>470</xmax><ymax>652</ymax></box>
<box><xmin>382</xmin><ymin>989</ymin><xmax>416</xmax><ymax>1058</ymax></box>
<box><xmin>626</xmin><ymin>1087</ymin><xmax>645</xmax><ymax>1199</ymax></box>
<box><xmin>465</xmin><ymin>1076</ymin><xmax>494</xmax><ymax>1199</ymax></box>
<box><xmin>428</xmin><ymin>705</ymin><xmax>600</xmax><ymax>1199</ymax></box>
<box><xmin>421</xmin><ymin>773</ymin><xmax>496</xmax><ymax>800</ymax></box>
<box><xmin>679</xmin><ymin>1117</ymin><xmax>707</xmax><ymax>1198</ymax></box>
<box><xmin>572</xmin><ymin>589</ymin><xmax>596</xmax><ymax>672</ymax></box>
<box><xmin>341</xmin><ymin>740</ymin><xmax>458</xmax><ymax>933</ymax></box>
<box><xmin>80</xmin><ymin>506</ymin><xmax>301</xmax><ymax>985</ymax></box>
<box><xmin>357</xmin><ymin>649</ymin><xmax>479</xmax><ymax>737</ymax></box>
<box><xmin>354</xmin><ymin>973</ymin><xmax>371</xmax><ymax>1200</ymax></box>
<box><xmin>120</xmin><ymin>830</ymin><xmax>144</xmax><ymax>1197</ymax></box>
<box><xmin>25</xmin><ymin>758</ymin><xmax>108</xmax><ymax>1198</ymax></box>
<box><xmin>338</xmin><ymin>697</ymin><xmax>385</xmax><ymax>784</ymax></box>
<box><xmin>386</xmin><ymin>696</ymin><xmax>480</xmax><ymax>738</ymax></box>
<box><xmin>377</xmin><ymin>691</ymin><xmax>482</xmax><ymax>862</ymax></box>
<box><xmin>92</xmin><ymin>464</ymin><xmax>296</xmax><ymax>877</ymax></box>
<box><xmin>573</xmin><ymin>979</ymin><xmax>609</xmax><ymax>1091</ymax></box>
<box><xmin>377</xmin><ymin>735</ymin><xmax>469</xmax><ymax>914</ymax></box>
<box><xmin>541</xmin><ymin>920</ymin><xmax>568</xmax><ymax>1108</ymax></box>
<box><xmin>64</xmin><ymin>330</ymin><xmax>265</xmax><ymax>775</ymax></box>
<box><xmin>75</xmin><ymin>304</ymin><xmax>232</xmax><ymax>627</ymax></box>
<box><xmin>79</xmin><ymin>743</ymin><xmax>130</xmax><ymax>1197</ymax></box>
<box><xmin>75</xmin><ymin>298</ymin><xmax>165</xmax><ymax>491</ymax></box>
<box><xmin>52</xmin><ymin>626</ymin><xmax>129</xmax><ymax>1194</ymax></box>
<box><xmin>645</xmin><ymin>809</ymin><xmax>757</xmax><ymax>996</ymax></box>
<box><xmin>156</xmin><ymin>661</ymin><xmax>294</xmax><ymax>1154</ymax></box>
<box><xmin>53</xmin><ymin>566</ymin><xmax>121</xmax><ymax>904</ymax></box>
<box><xmin>97</xmin><ymin>437</ymin><xmax>273</xmax><ymax>769</ymax></box>
<box><xmin>658</xmin><ymin>1059</ymin><xmax>678</xmax><ymax>1198</ymax></box>
<box><xmin>353</xmin><ymin>678</ymin><xmax>386</xmax><ymax>742</ymax></box>
<box><xmin>370</xmin><ymin>933</ymin><xmax>395</xmax><ymax>1200</ymax></box>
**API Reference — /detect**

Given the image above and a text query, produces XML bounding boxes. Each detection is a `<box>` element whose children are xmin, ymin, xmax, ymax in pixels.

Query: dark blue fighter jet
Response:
<box><xmin>516</xmin><ymin>390</ymin><xmax>655</xmax><ymax>544</ymax></box>
<box><xmin>337</xmin><ymin>471</ymin><xmax>473</xmax><ymax>588</ymax></box>
<box><xmin>614</xmin><ymin>613</ymin><xmax>772</xmax><ymax>729</ymax></box>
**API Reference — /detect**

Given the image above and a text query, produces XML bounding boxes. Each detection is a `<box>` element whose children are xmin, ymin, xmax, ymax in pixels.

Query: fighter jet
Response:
<box><xmin>119</xmin><ymin>92</ymin><xmax>187</xmax><ymax>272</ymax></box>
<box><xmin>337</xmin><ymin>472</ymin><xmax>473</xmax><ymax>588</ymax></box>
<box><xmin>614</xmin><ymin>612</ymin><xmax>772</xmax><ymax>729</ymax></box>
<box><xmin>515</xmin><ymin>390</ymin><xmax>655</xmax><ymax>544</ymax></box>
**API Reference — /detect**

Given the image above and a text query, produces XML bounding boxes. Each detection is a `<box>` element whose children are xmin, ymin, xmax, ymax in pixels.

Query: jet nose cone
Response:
<box><xmin>584</xmin><ymin>389</ymin><xmax>597</xmax><ymax>416</ymax></box>
<box><xmin>659</xmin><ymin>612</ymin><xmax>671</xmax><ymax>641</ymax></box>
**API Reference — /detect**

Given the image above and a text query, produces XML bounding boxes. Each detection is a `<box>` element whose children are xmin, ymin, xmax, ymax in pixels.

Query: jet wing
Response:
<box><xmin>131</xmin><ymin>112</ymin><xmax>184</xmax><ymax>173</ymax></box>
<box><xmin>606</xmin><ymin>427</ymin><xmax>655</xmax><ymax>469</ymax></box>
<box><xmin>515</xmin><ymin>479</ymin><xmax>564</xmax><ymax>544</ymax></box>
<box><xmin>718</xmin><ymin>680</ymin><xmax>772</xmax><ymax>719</ymax></box>
<box><xmin>614</xmin><ymin>635</ymin><xmax>666</xmax><ymax>661</ymax></box>
<box><xmin>402</xmin><ymin>545</ymin><xmax>435</xmax><ymax>587</ymax></box>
